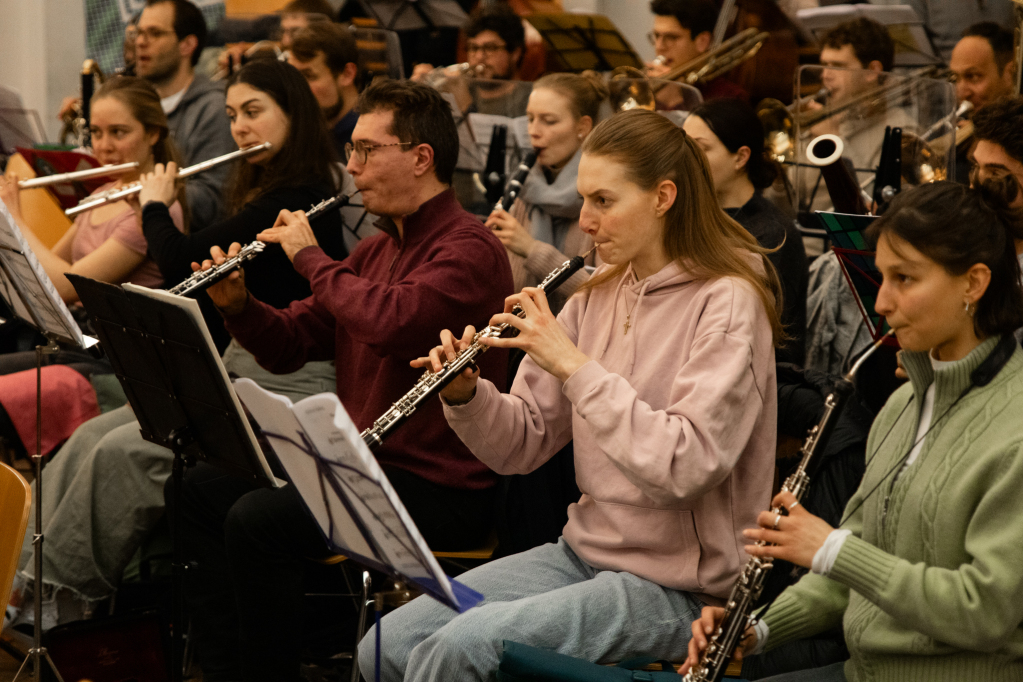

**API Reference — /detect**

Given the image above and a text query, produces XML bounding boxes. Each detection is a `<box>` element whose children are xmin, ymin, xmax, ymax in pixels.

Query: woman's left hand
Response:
<box><xmin>0</xmin><ymin>173</ymin><xmax>24</xmax><ymax>222</ymax></box>
<box><xmin>138</xmin><ymin>162</ymin><xmax>178</xmax><ymax>208</ymax></box>
<box><xmin>485</xmin><ymin>208</ymin><xmax>535</xmax><ymax>257</ymax></box>
<box><xmin>481</xmin><ymin>287</ymin><xmax>590</xmax><ymax>381</ymax></box>
<box><xmin>742</xmin><ymin>491</ymin><xmax>834</xmax><ymax>569</ymax></box>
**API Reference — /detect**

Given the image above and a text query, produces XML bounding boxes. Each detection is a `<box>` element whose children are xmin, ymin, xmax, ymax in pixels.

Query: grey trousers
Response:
<box><xmin>358</xmin><ymin>538</ymin><xmax>703</xmax><ymax>682</ymax></box>
<box><xmin>18</xmin><ymin>342</ymin><xmax>336</xmax><ymax>601</ymax></box>
<box><xmin>759</xmin><ymin>662</ymin><xmax>847</xmax><ymax>682</ymax></box>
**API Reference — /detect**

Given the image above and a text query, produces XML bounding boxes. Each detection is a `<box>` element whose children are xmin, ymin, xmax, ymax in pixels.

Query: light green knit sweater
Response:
<box><xmin>762</xmin><ymin>336</ymin><xmax>1023</xmax><ymax>682</ymax></box>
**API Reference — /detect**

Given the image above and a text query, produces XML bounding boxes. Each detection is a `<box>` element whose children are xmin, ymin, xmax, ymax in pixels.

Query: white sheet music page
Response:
<box><xmin>233</xmin><ymin>379</ymin><xmax>459</xmax><ymax>609</ymax></box>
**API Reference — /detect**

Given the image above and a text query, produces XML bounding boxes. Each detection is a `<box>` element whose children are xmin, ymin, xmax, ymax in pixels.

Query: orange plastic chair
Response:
<box><xmin>0</xmin><ymin>462</ymin><xmax>31</xmax><ymax>612</ymax></box>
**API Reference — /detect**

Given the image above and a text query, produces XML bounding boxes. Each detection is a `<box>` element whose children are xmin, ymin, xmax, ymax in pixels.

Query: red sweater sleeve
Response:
<box><xmin>223</xmin><ymin>293</ymin><xmax>337</xmax><ymax>374</ymax></box>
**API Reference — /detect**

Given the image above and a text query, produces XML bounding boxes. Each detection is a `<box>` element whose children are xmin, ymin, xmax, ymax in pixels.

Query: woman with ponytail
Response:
<box><xmin>485</xmin><ymin>71</ymin><xmax>608</xmax><ymax>313</ymax></box>
<box><xmin>359</xmin><ymin>109</ymin><xmax>783</xmax><ymax>682</ymax></box>
<box><xmin>686</xmin><ymin>180</ymin><xmax>1023</xmax><ymax>682</ymax></box>
<box><xmin>685</xmin><ymin>98</ymin><xmax>808</xmax><ymax>364</ymax></box>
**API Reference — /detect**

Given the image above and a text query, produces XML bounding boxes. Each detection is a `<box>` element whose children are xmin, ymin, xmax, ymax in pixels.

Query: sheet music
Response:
<box><xmin>0</xmin><ymin>199</ymin><xmax>93</xmax><ymax>348</ymax></box>
<box><xmin>468</xmin><ymin>113</ymin><xmax>531</xmax><ymax>152</ymax></box>
<box><xmin>233</xmin><ymin>379</ymin><xmax>461</xmax><ymax>610</ymax></box>
<box><xmin>122</xmin><ymin>284</ymin><xmax>279</xmax><ymax>487</ymax></box>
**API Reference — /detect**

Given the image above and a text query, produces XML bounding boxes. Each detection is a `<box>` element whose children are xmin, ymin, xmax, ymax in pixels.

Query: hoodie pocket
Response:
<box><xmin>676</xmin><ymin>509</ymin><xmax>703</xmax><ymax>591</ymax></box>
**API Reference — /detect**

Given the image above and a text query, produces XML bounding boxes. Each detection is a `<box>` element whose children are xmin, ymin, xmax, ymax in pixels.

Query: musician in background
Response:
<box><xmin>287</xmin><ymin>21</ymin><xmax>360</xmax><ymax>154</ymax></box>
<box><xmin>360</xmin><ymin>109</ymin><xmax>781</xmax><ymax>682</ymax></box>
<box><xmin>3</xmin><ymin>59</ymin><xmax>348</xmax><ymax>637</ymax></box>
<box><xmin>645</xmin><ymin>0</ymin><xmax>748</xmax><ymax>102</ymax></box>
<box><xmin>135</xmin><ymin>0</ymin><xmax>236</xmax><ymax>229</ymax></box>
<box><xmin>685</xmin><ymin>180</ymin><xmax>1023</xmax><ymax>682</ymax></box>
<box><xmin>278</xmin><ymin>0</ymin><xmax>335</xmax><ymax>51</ymax></box>
<box><xmin>684</xmin><ymin>99</ymin><xmax>808</xmax><ymax>365</ymax></box>
<box><xmin>175</xmin><ymin>79</ymin><xmax>513</xmax><ymax>682</ymax></box>
<box><xmin>971</xmin><ymin>96</ymin><xmax>1023</xmax><ymax>225</ymax></box>
<box><xmin>486</xmin><ymin>72</ymin><xmax>606</xmax><ymax>314</ymax></box>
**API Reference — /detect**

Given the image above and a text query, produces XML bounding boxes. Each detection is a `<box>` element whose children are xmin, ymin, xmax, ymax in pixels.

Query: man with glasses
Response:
<box><xmin>172</xmin><ymin>79</ymin><xmax>514</xmax><ymax>682</ymax></box>
<box><xmin>645</xmin><ymin>0</ymin><xmax>747</xmax><ymax>102</ymax></box>
<box><xmin>971</xmin><ymin>96</ymin><xmax>1023</xmax><ymax>217</ymax></box>
<box><xmin>135</xmin><ymin>0</ymin><xmax>235</xmax><ymax>229</ymax></box>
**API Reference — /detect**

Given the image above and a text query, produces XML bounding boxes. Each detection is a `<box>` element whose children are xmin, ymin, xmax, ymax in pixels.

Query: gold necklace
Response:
<box><xmin>623</xmin><ymin>291</ymin><xmax>639</xmax><ymax>335</ymax></box>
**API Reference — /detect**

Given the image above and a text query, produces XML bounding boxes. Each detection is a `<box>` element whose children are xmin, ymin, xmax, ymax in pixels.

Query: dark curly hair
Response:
<box><xmin>690</xmin><ymin>98</ymin><xmax>777</xmax><ymax>190</ymax></box>
<box><xmin>962</xmin><ymin>21</ymin><xmax>1015</xmax><ymax>72</ymax></box>
<box><xmin>464</xmin><ymin>3</ymin><xmax>525</xmax><ymax>65</ymax></box>
<box><xmin>822</xmin><ymin>17</ymin><xmax>894</xmax><ymax>72</ymax></box>
<box><xmin>866</xmin><ymin>180</ymin><xmax>1023</xmax><ymax>338</ymax></box>
<box><xmin>972</xmin><ymin>95</ymin><xmax>1023</xmax><ymax>164</ymax></box>
<box><xmin>357</xmin><ymin>79</ymin><xmax>459</xmax><ymax>185</ymax></box>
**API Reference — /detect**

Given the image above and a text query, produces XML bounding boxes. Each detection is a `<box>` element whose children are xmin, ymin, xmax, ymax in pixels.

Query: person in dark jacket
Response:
<box><xmin>684</xmin><ymin>99</ymin><xmax>809</xmax><ymax>365</ymax></box>
<box><xmin>171</xmin><ymin>78</ymin><xmax>514</xmax><ymax>682</ymax></box>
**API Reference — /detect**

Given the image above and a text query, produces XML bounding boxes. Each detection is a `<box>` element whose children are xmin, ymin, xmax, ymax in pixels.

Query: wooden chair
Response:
<box><xmin>0</xmin><ymin>462</ymin><xmax>31</xmax><ymax>613</ymax></box>
<box><xmin>3</xmin><ymin>153</ymin><xmax>74</xmax><ymax>249</ymax></box>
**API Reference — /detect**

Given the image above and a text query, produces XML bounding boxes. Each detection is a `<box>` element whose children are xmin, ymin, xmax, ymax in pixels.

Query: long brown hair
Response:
<box><xmin>532</xmin><ymin>71</ymin><xmax>608</xmax><ymax>123</ymax></box>
<box><xmin>580</xmin><ymin>110</ymin><xmax>784</xmax><ymax>345</ymax></box>
<box><xmin>92</xmin><ymin>76</ymin><xmax>189</xmax><ymax>229</ymax></box>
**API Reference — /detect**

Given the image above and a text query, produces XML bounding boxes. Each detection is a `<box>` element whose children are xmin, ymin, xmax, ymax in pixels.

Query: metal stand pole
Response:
<box><xmin>12</xmin><ymin>336</ymin><xmax>64</xmax><ymax>682</ymax></box>
<box><xmin>167</xmin><ymin>427</ymin><xmax>193</xmax><ymax>682</ymax></box>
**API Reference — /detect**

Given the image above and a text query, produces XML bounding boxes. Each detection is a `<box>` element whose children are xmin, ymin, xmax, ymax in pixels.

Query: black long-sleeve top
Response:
<box><xmin>142</xmin><ymin>184</ymin><xmax>348</xmax><ymax>349</ymax></box>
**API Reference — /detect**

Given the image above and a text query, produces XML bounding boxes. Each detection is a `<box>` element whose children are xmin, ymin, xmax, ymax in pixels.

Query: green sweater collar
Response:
<box><xmin>901</xmin><ymin>336</ymin><xmax>1002</xmax><ymax>411</ymax></box>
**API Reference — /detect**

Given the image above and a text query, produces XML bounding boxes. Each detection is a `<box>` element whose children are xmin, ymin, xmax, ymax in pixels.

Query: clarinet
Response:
<box><xmin>361</xmin><ymin>245</ymin><xmax>594</xmax><ymax>449</ymax></box>
<box><xmin>495</xmin><ymin>151</ymin><xmax>537</xmax><ymax>212</ymax></box>
<box><xmin>168</xmin><ymin>191</ymin><xmax>354</xmax><ymax>297</ymax></box>
<box><xmin>683</xmin><ymin>329</ymin><xmax>894</xmax><ymax>682</ymax></box>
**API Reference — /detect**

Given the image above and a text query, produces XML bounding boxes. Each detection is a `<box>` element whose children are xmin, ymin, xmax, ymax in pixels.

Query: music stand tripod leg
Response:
<box><xmin>12</xmin><ymin>335</ymin><xmax>65</xmax><ymax>682</ymax></box>
<box><xmin>167</xmin><ymin>427</ymin><xmax>195</xmax><ymax>682</ymax></box>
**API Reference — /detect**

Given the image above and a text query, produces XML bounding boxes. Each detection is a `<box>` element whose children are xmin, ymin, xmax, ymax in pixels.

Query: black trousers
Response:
<box><xmin>168</xmin><ymin>461</ymin><xmax>494</xmax><ymax>682</ymax></box>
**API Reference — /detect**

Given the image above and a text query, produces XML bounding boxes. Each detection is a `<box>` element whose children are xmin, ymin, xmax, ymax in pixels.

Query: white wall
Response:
<box><xmin>562</xmin><ymin>0</ymin><xmax>656</xmax><ymax>63</ymax></box>
<box><xmin>0</xmin><ymin>0</ymin><xmax>87</xmax><ymax>143</ymax></box>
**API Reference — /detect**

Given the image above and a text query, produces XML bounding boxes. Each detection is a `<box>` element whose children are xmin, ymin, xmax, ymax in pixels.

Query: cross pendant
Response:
<box><xmin>623</xmin><ymin>318</ymin><xmax>631</xmax><ymax>335</ymax></box>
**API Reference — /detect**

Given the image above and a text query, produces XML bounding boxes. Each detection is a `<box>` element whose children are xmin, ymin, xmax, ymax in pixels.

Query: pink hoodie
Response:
<box><xmin>443</xmin><ymin>260</ymin><xmax>777</xmax><ymax>601</ymax></box>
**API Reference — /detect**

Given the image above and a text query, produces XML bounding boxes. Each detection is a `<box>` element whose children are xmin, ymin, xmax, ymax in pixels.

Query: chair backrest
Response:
<box><xmin>0</xmin><ymin>462</ymin><xmax>30</xmax><ymax>611</ymax></box>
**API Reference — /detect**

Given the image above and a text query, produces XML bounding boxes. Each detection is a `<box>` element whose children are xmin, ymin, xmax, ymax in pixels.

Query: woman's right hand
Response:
<box><xmin>679</xmin><ymin>606</ymin><xmax>758</xmax><ymax>675</ymax></box>
<box><xmin>0</xmin><ymin>173</ymin><xmax>26</xmax><ymax>223</ymax></box>
<box><xmin>198</xmin><ymin>242</ymin><xmax>249</xmax><ymax>316</ymax></box>
<box><xmin>411</xmin><ymin>326</ymin><xmax>480</xmax><ymax>405</ymax></box>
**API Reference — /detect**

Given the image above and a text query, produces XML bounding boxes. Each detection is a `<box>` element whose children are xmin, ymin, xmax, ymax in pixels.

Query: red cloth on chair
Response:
<box><xmin>0</xmin><ymin>365</ymin><xmax>100</xmax><ymax>456</ymax></box>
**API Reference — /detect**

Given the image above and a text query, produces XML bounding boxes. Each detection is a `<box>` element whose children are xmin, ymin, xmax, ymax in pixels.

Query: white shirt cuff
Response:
<box><xmin>811</xmin><ymin>529</ymin><xmax>852</xmax><ymax>576</ymax></box>
<box><xmin>751</xmin><ymin>618</ymin><xmax>770</xmax><ymax>655</ymax></box>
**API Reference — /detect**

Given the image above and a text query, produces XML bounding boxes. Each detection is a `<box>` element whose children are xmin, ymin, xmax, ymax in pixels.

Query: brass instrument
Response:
<box><xmin>17</xmin><ymin>162</ymin><xmax>139</xmax><ymax>190</ymax></box>
<box><xmin>609</xmin><ymin>66</ymin><xmax>657</xmax><ymax>111</ymax></box>
<box><xmin>423</xmin><ymin>62</ymin><xmax>484</xmax><ymax>89</ymax></box>
<box><xmin>60</xmin><ymin>59</ymin><xmax>105</xmax><ymax>147</ymax></box>
<box><xmin>65</xmin><ymin>143</ymin><xmax>272</xmax><ymax>217</ymax></box>
<box><xmin>757</xmin><ymin>88</ymin><xmax>829</xmax><ymax>162</ymax></box>
<box><xmin>656</xmin><ymin>28</ymin><xmax>769</xmax><ymax>86</ymax></box>
<box><xmin>683</xmin><ymin>331</ymin><xmax>895</xmax><ymax>682</ymax></box>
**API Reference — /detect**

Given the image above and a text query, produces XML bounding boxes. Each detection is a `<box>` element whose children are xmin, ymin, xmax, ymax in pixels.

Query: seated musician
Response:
<box><xmin>2</xmin><ymin>58</ymin><xmax>348</xmax><ymax>633</ymax></box>
<box><xmin>485</xmin><ymin>72</ymin><xmax>606</xmax><ymax>314</ymax></box>
<box><xmin>287</xmin><ymin>21</ymin><xmax>360</xmax><ymax>154</ymax></box>
<box><xmin>175</xmin><ymin>79</ymin><xmax>513</xmax><ymax>681</ymax></box>
<box><xmin>949</xmin><ymin>22</ymin><xmax>1016</xmax><ymax>183</ymax></box>
<box><xmin>135</xmin><ymin>0</ymin><xmax>236</xmax><ymax>230</ymax></box>
<box><xmin>359</xmin><ymin>109</ymin><xmax>782</xmax><ymax>682</ymax></box>
<box><xmin>279</xmin><ymin>0</ymin><xmax>334</xmax><ymax>51</ymax></box>
<box><xmin>645</xmin><ymin>0</ymin><xmax>747</xmax><ymax>102</ymax></box>
<box><xmin>684</xmin><ymin>98</ymin><xmax>808</xmax><ymax>365</ymax></box>
<box><xmin>685</xmin><ymin>179</ymin><xmax>1023</xmax><ymax>682</ymax></box>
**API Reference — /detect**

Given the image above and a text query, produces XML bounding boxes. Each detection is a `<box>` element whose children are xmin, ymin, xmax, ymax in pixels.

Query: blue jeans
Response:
<box><xmin>359</xmin><ymin>537</ymin><xmax>703</xmax><ymax>682</ymax></box>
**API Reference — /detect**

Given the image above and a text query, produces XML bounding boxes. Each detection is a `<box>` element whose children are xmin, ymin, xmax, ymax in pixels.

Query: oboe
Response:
<box><xmin>361</xmin><ymin>245</ymin><xmax>595</xmax><ymax>449</ymax></box>
<box><xmin>167</xmin><ymin>190</ymin><xmax>355</xmax><ymax>297</ymax></box>
<box><xmin>65</xmin><ymin>142</ymin><xmax>273</xmax><ymax>217</ymax></box>
<box><xmin>495</xmin><ymin>151</ymin><xmax>537</xmax><ymax>212</ymax></box>
<box><xmin>683</xmin><ymin>329</ymin><xmax>895</xmax><ymax>682</ymax></box>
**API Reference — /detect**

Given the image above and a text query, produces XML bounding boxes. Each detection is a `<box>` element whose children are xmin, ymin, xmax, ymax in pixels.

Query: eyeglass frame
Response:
<box><xmin>646</xmin><ymin>31</ymin><xmax>685</xmax><ymax>47</ymax></box>
<box><xmin>345</xmin><ymin>140</ymin><xmax>415</xmax><ymax>164</ymax></box>
<box><xmin>135</xmin><ymin>26</ymin><xmax>177</xmax><ymax>42</ymax></box>
<box><xmin>465</xmin><ymin>40</ymin><xmax>508</xmax><ymax>56</ymax></box>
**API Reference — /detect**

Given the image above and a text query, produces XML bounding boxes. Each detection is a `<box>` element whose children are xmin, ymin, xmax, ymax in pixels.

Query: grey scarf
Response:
<box><xmin>519</xmin><ymin>148</ymin><xmax>584</xmax><ymax>252</ymax></box>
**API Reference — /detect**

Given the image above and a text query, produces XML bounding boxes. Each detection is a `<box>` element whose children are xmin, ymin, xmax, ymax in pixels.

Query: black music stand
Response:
<box><xmin>0</xmin><ymin>200</ymin><xmax>96</xmax><ymax>682</ymax></box>
<box><xmin>356</xmin><ymin>0</ymin><xmax>467</xmax><ymax>31</ymax></box>
<box><xmin>66</xmin><ymin>275</ymin><xmax>278</xmax><ymax>682</ymax></box>
<box><xmin>525</xmin><ymin>13</ymin><xmax>644</xmax><ymax>73</ymax></box>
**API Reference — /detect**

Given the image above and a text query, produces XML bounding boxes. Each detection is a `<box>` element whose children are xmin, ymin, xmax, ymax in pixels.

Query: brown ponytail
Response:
<box><xmin>532</xmin><ymin>70</ymin><xmax>609</xmax><ymax>123</ymax></box>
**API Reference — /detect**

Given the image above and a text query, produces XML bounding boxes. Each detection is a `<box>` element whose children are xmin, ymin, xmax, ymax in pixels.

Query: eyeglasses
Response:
<box><xmin>466</xmin><ymin>41</ymin><xmax>508</xmax><ymax>56</ymax></box>
<box><xmin>345</xmin><ymin>140</ymin><xmax>414</xmax><ymax>164</ymax></box>
<box><xmin>136</xmin><ymin>27</ymin><xmax>176</xmax><ymax>42</ymax></box>
<box><xmin>647</xmin><ymin>31</ymin><xmax>685</xmax><ymax>47</ymax></box>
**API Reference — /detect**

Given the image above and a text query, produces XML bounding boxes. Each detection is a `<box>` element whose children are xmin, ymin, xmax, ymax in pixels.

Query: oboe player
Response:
<box><xmin>174</xmin><ymin>79</ymin><xmax>513</xmax><ymax>682</ymax></box>
<box><xmin>685</xmin><ymin>181</ymin><xmax>1023</xmax><ymax>682</ymax></box>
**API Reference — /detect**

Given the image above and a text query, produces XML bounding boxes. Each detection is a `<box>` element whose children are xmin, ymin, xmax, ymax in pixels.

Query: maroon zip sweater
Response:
<box><xmin>224</xmin><ymin>189</ymin><xmax>513</xmax><ymax>489</ymax></box>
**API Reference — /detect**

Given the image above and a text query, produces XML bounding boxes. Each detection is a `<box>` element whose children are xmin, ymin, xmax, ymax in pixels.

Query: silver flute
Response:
<box><xmin>361</xmin><ymin>245</ymin><xmax>596</xmax><ymax>449</ymax></box>
<box><xmin>18</xmin><ymin>162</ymin><xmax>139</xmax><ymax>189</ymax></box>
<box><xmin>65</xmin><ymin>142</ymin><xmax>273</xmax><ymax>217</ymax></box>
<box><xmin>683</xmin><ymin>329</ymin><xmax>894</xmax><ymax>682</ymax></box>
<box><xmin>167</xmin><ymin>190</ymin><xmax>355</xmax><ymax>297</ymax></box>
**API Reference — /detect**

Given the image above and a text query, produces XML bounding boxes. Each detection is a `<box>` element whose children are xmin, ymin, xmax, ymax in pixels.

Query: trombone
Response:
<box><xmin>17</xmin><ymin>162</ymin><xmax>139</xmax><ymax>190</ymax></box>
<box><xmin>656</xmin><ymin>27</ymin><xmax>769</xmax><ymax>86</ymax></box>
<box><xmin>65</xmin><ymin>143</ymin><xmax>272</xmax><ymax>217</ymax></box>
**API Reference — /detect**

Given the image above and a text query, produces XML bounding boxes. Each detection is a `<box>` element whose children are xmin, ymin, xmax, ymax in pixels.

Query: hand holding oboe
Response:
<box><xmin>411</xmin><ymin>326</ymin><xmax>481</xmax><ymax>405</ymax></box>
<box><xmin>257</xmin><ymin>208</ymin><xmax>320</xmax><ymax>261</ymax></box>
<box><xmin>197</xmin><ymin>242</ymin><xmax>249</xmax><ymax>316</ymax></box>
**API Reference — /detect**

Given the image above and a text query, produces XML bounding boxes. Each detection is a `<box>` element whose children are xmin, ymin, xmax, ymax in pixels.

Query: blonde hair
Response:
<box><xmin>532</xmin><ymin>70</ymin><xmax>608</xmax><ymax>122</ymax></box>
<box><xmin>580</xmin><ymin>110</ymin><xmax>784</xmax><ymax>345</ymax></box>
